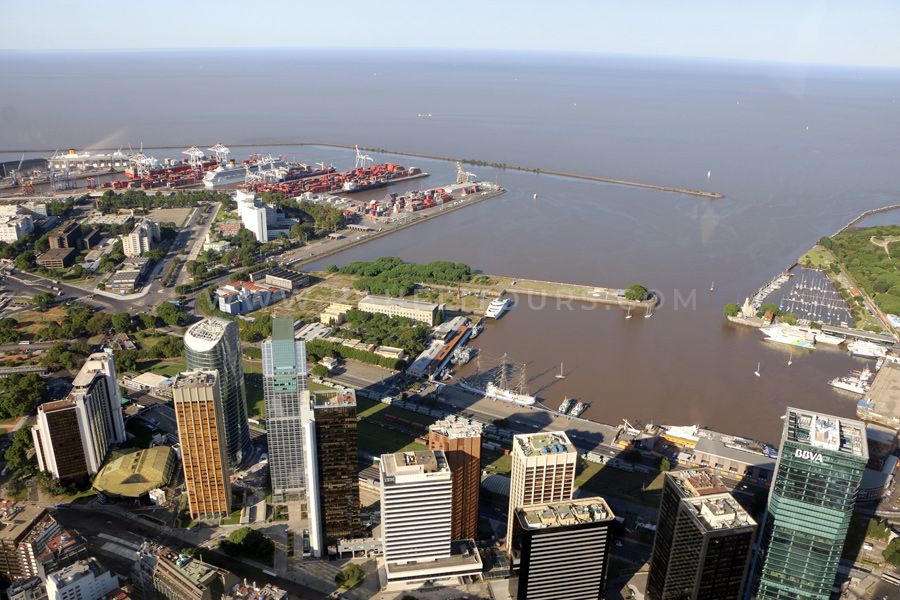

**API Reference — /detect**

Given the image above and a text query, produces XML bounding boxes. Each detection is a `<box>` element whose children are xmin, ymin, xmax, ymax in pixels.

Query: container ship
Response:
<box><xmin>241</xmin><ymin>162</ymin><xmax>426</xmax><ymax>197</ymax></box>
<box><xmin>125</xmin><ymin>156</ymin><xmax>218</xmax><ymax>179</ymax></box>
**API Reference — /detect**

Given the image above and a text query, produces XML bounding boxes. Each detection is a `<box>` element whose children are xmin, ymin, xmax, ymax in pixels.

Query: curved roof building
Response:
<box><xmin>92</xmin><ymin>447</ymin><xmax>176</xmax><ymax>498</ymax></box>
<box><xmin>184</xmin><ymin>317</ymin><xmax>250</xmax><ymax>469</ymax></box>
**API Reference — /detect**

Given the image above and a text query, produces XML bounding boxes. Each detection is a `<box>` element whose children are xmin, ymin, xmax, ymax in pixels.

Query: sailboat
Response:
<box><xmin>754</xmin><ymin>362</ymin><xmax>761</xmax><ymax>377</ymax></box>
<box><xmin>710</xmin><ymin>281</ymin><xmax>715</xmax><ymax>292</ymax></box>
<box><xmin>533</xmin><ymin>193</ymin><xmax>538</xmax><ymax>200</ymax></box>
<box><xmin>644</xmin><ymin>306</ymin><xmax>653</xmax><ymax>318</ymax></box>
<box><xmin>788</xmin><ymin>352</ymin><xmax>793</xmax><ymax>366</ymax></box>
<box><xmin>626</xmin><ymin>306</ymin><xmax>633</xmax><ymax>319</ymax></box>
<box><xmin>555</xmin><ymin>363</ymin><xmax>566</xmax><ymax>379</ymax></box>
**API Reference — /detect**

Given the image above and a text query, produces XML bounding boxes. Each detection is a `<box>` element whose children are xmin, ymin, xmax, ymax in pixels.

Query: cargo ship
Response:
<box><xmin>125</xmin><ymin>156</ymin><xmax>217</xmax><ymax>179</ymax></box>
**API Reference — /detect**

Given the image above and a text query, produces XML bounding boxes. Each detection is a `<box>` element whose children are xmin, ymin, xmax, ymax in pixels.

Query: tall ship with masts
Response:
<box><xmin>458</xmin><ymin>353</ymin><xmax>536</xmax><ymax>406</ymax></box>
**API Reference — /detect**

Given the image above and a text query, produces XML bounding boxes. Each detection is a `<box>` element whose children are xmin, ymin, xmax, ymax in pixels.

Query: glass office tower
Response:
<box><xmin>750</xmin><ymin>408</ymin><xmax>867</xmax><ymax>600</ymax></box>
<box><xmin>184</xmin><ymin>317</ymin><xmax>251</xmax><ymax>469</ymax></box>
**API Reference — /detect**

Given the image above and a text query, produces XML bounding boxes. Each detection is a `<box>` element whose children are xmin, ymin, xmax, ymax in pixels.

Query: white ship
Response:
<box><xmin>828</xmin><ymin>365</ymin><xmax>873</xmax><ymax>395</ymax></box>
<box><xmin>760</xmin><ymin>324</ymin><xmax>815</xmax><ymax>349</ymax></box>
<box><xmin>569</xmin><ymin>400</ymin><xmax>587</xmax><ymax>417</ymax></box>
<box><xmin>484</xmin><ymin>382</ymin><xmax>536</xmax><ymax>406</ymax></box>
<box><xmin>558</xmin><ymin>396</ymin><xmax>573</xmax><ymax>414</ymax></box>
<box><xmin>848</xmin><ymin>340</ymin><xmax>887</xmax><ymax>359</ymax></box>
<box><xmin>202</xmin><ymin>157</ymin><xmax>288</xmax><ymax>187</ymax></box>
<box><xmin>470</xmin><ymin>322</ymin><xmax>483</xmax><ymax>338</ymax></box>
<box><xmin>485</xmin><ymin>297</ymin><xmax>510</xmax><ymax>319</ymax></box>
<box><xmin>794</xmin><ymin>326</ymin><xmax>844</xmax><ymax>345</ymax></box>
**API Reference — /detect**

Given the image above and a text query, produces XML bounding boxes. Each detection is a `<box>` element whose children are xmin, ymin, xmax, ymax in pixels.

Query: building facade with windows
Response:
<box><xmin>507</xmin><ymin>432</ymin><xmax>577</xmax><ymax>562</ymax></box>
<box><xmin>750</xmin><ymin>408</ymin><xmax>868</xmax><ymax>600</ymax></box>
<box><xmin>184</xmin><ymin>318</ymin><xmax>250</xmax><ymax>469</ymax></box>
<box><xmin>429</xmin><ymin>420</ymin><xmax>482</xmax><ymax>541</ymax></box>
<box><xmin>173</xmin><ymin>371</ymin><xmax>232</xmax><ymax>521</ymax></box>
<box><xmin>647</xmin><ymin>469</ymin><xmax>756</xmax><ymax>600</ymax></box>
<box><xmin>263</xmin><ymin>318</ymin><xmax>311</xmax><ymax>502</ymax></box>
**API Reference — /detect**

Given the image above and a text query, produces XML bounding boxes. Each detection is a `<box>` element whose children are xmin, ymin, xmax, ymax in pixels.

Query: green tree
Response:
<box><xmin>884</xmin><ymin>538</ymin><xmax>900</xmax><ymax>566</ymax></box>
<box><xmin>4</xmin><ymin>426</ymin><xmax>34</xmax><ymax>472</ymax></box>
<box><xmin>334</xmin><ymin>563</ymin><xmax>365</xmax><ymax>590</ymax></box>
<box><xmin>156</xmin><ymin>302</ymin><xmax>189</xmax><ymax>326</ymax></box>
<box><xmin>138</xmin><ymin>314</ymin><xmax>158</xmax><ymax>330</ymax></box>
<box><xmin>656</xmin><ymin>456</ymin><xmax>671</xmax><ymax>471</ymax></box>
<box><xmin>16</xmin><ymin>251</ymin><xmax>36</xmax><ymax>272</ymax></box>
<box><xmin>31</xmin><ymin>292</ymin><xmax>54</xmax><ymax>312</ymax></box>
<box><xmin>624</xmin><ymin>284</ymin><xmax>648</xmax><ymax>301</ymax></box>
<box><xmin>311</xmin><ymin>364</ymin><xmax>329</xmax><ymax>378</ymax></box>
<box><xmin>327</xmin><ymin>264</ymin><xmax>339</xmax><ymax>273</ymax></box>
<box><xmin>0</xmin><ymin>374</ymin><xmax>46</xmax><ymax>418</ymax></box>
<box><xmin>112</xmin><ymin>312</ymin><xmax>133</xmax><ymax>334</ymax></box>
<box><xmin>723</xmin><ymin>303</ymin><xmax>741</xmax><ymax>317</ymax></box>
<box><xmin>623</xmin><ymin>449</ymin><xmax>643</xmax><ymax>464</ymax></box>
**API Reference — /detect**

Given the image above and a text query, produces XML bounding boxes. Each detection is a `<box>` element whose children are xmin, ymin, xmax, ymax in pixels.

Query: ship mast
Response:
<box><xmin>499</xmin><ymin>354</ymin><xmax>509</xmax><ymax>390</ymax></box>
<box><xmin>517</xmin><ymin>363</ymin><xmax>528</xmax><ymax>396</ymax></box>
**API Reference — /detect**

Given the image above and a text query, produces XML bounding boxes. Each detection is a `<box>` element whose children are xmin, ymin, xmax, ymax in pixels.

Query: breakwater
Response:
<box><xmin>5</xmin><ymin>141</ymin><xmax>724</xmax><ymax>200</ymax></box>
<box><xmin>833</xmin><ymin>203</ymin><xmax>900</xmax><ymax>237</ymax></box>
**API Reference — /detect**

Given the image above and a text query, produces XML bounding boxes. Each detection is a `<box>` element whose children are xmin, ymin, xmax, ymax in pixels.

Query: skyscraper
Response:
<box><xmin>646</xmin><ymin>469</ymin><xmax>757</xmax><ymax>600</ymax></box>
<box><xmin>429</xmin><ymin>419</ymin><xmax>482</xmax><ymax>541</ymax></box>
<box><xmin>173</xmin><ymin>370</ymin><xmax>232</xmax><ymax>520</ymax></box>
<box><xmin>262</xmin><ymin>318</ymin><xmax>311</xmax><ymax>502</ymax></box>
<box><xmin>511</xmin><ymin>497</ymin><xmax>616</xmax><ymax>600</ymax></box>
<box><xmin>312</xmin><ymin>389</ymin><xmax>361</xmax><ymax>549</ymax></box>
<box><xmin>379</xmin><ymin>450</ymin><xmax>483</xmax><ymax>585</ymax></box>
<box><xmin>507</xmin><ymin>432</ymin><xmax>577</xmax><ymax>559</ymax></box>
<box><xmin>750</xmin><ymin>408</ymin><xmax>868</xmax><ymax>600</ymax></box>
<box><xmin>184</xmin><ymin>318</ymin><xmax>250</xmax><ymax>469</ymax></box>
<box><xmin>31</xmin><ymin>351</ymin><xmax>125</xmax><ymax>483</ymax></box>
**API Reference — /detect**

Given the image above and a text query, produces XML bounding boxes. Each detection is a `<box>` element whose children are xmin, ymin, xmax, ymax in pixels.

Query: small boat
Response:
<box><xmin>555</xmin><ymin>363</ymin><xmax>566</xmax><ymax>379</ymax></box>
<box><xmin>626</xmin><ymin>306</ymin><xmax>632</xmax><ymax>319</ymax></box>
<box><xmin>569</xmin><ymin>400</ymin><xmax>587</xmax><ymax>417</ymax></box>
<box><xmin>754</xmin><ymin>362</ymin><xmax>761</xmax><ymax>377</ymax></box>
<box><xmin>558</xmin><ymin>396</ymin><xmax>573</xmax><ymax>414</ymax></box>
<box><xmin>788</xmin><ymin>352</ymin><xmax>793</xmax><ymax>366</ymax></box>
<box><xmin>644</xmin><ymin>306</ymin><xmax>653</xmax><ymax>318</ymax></box>
<box><xmin>710</xmin><ymin>281</ymin><xmax>714</xmax><ymax>292</ymax></box>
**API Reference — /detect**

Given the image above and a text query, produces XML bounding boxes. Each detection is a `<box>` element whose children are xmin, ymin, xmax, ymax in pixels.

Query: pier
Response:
<box><xmin>3</xmin><ymin>141</ymin><xmax>726</xmax><ymax>200</ymax></box>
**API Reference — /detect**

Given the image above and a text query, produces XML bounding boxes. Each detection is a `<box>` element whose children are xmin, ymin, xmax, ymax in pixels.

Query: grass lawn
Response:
<box><xmin>136</xmin><ymin>359</ymin><xmax>185</xmax><ymax>378</ymax></box>
<box><xmin>482</xmin><ymin>451</ymin><xmax>512</xmax><ymax>475</ymax></box>
<box><xmin>357</xmin><ymin>421</ymin><xmax>426</xmax><ymax>456</ymax></box>
<box><xmin>357</xmin><ymin>397</ymin><xmax>435</xmax><ymax>427</ymax></box>
<box><xmin>310</xmin><ymin>381</ymin><xmax>333</xmax><ymax>392</ymax></box>
<box><xmin>243</xmin><ymin>361</ymin><xmax>263</xmax><ymax>376</ymax></box>
<box><xmin>800</xmin><ymin>246</ymin><xmax>832</xmax><ymax>268</ymax></box>
<box><xmin>245</xmin><ymin>385</ymin><xmax>265</xmax><ymax>419</ymax></box>
<box><xmin>575</xmin><ymin>459</ymin><xmax>664</xmax><ymax>508</ymax></box>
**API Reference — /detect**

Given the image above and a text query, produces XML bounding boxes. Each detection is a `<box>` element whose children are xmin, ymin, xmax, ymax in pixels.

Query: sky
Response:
<box><xmin>2</xmin><ymin>0</ymin><xmax>899</xmax><ymax>67</ymax></box>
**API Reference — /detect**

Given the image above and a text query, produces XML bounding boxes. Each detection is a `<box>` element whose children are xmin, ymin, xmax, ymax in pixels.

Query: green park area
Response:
<box><xmin>575</xmin><ymin>458</ymin><xmax>664</xmax><ymax>508</ymax></box>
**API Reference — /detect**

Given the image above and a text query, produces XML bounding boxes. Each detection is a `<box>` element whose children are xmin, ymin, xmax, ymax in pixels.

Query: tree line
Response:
<box><xmin>334</xmin><ymin>256</ymin><xmax>473</xmax><ymax>298</ymax></box>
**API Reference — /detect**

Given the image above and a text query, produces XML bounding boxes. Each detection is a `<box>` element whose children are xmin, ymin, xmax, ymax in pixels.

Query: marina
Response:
<box><xmin>774</xmin><ymin>269</ymin><xmax>853</xmax><ymax>327</ymax></box>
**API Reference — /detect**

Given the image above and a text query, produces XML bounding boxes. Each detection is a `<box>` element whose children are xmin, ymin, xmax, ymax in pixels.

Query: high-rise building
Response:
<box><xmin>0</xmin><ymin>503</ymin><xmax>49</xmax><ymax>581</ymax></box>
<box><xmin>184</xmin><ymin>318</ymin><xmax>250</xmax><ymax>469</ymax></box>
<box><xmin>429</xmin><ymin>419</ymin><xmax>482</xmax><ymax>541</ymax></box>
<box><xmin>510</xmin><ymin>497</ymin><xmax>616</xmax><ymax>600</ymax></box>
<box><xmin>133</xmin><ymin>544</ymin><xmax>239</xmax><ymax>600</ymax></box>
<box><xmin>262</xmin><ymin>318</ymin><xmax>311</xmax><ymax>502</ymax></box>
<box><xmin>379</xmin><ymin>450</ymin><xmax>482</xmax><ymax>585</ymax></box>
<box><xmin>750</xmin><ymin>408</ymin><xmax>868</xmax><ymax>600</ymax></box>
<box><xmin>31</xmin><ymin>401</ymin><xmax>87</xmax><ymax>484</ymax></box>
<box><xmin>312</xmin><ymin>389</ymin><xmax>361</xmax><ymax>549</ymax></box>
<box><xmin>647</xmin><ymin>469</ymin><xmax>757</xmax><ymax>600</ymax></box>
<box><xmin>69</xmin><ymin>352</ymin><xmax>126</xmax><ymax>473</ymax></box>
<box><xmin>172</xmin><ymin>370</ymin><xmax>232</xmax><ymax>520</ymax></box>
<box><xmin>31</xmin><ymin>351</ymin><xmax>125</xmax><ymax>483</ymax></box>
<box><xmin>507</xmin><ymin>432</ymin><xmax>577</xmax><ymax>559</ymax></box>
<box><xmin>45</xmin><ymin>558</ymin><xmax>119</xmax><ymax>600</ymax></box>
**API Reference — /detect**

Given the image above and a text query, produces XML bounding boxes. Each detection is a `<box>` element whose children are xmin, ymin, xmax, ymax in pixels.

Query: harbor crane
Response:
<box><xmin>354</xmin><ymin>145</ymin><xmax>374</xmax><ymax>170</ymax></box>
<box><xmin>182</xmin><ymin>146</ymin><xmax>205</xmax><ymax>170</ymax></box>
<box><xmin>208</xmin><ymin>143</ymin><xmax>230</xmax><ymax>165</ymax></box>
<box><xmin>9</xmin><ymin>155</ymin><xmax>24</xmax><ymax>185</ymax></box>
<box><xmin>455</xmin><ymin>162</ymin><xmax>477</xmax><ymax>185</ymax></box>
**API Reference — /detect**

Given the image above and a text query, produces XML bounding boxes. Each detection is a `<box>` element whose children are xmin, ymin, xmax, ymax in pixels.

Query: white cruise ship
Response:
<box><xmin>795</xmin><ymin>326</ymin><xmax>844</xmax><ymax>345</ymax></box>
<box><xmin>485</xmin><ymin>297</ymin><xmax>510</xmax><ymax>319</ymax></box>
<box><xmin>760</xmin><ymin>324</ymin><xmax>816</xmax><ymax>349</ymax></box>
<box><xmin>202</xmin><ymin>158</ymin><xmax>288</xmax><ymax>187</ymax></box>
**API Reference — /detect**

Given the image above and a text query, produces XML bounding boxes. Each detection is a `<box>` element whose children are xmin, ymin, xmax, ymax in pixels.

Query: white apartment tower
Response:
<box><xmin>121</xmin><ymin>217</ymin><xmax>160</xmax><ymax>257</ymax></box>
<box><xmin>507</xmin><ymin>432</ymin><xmax>578</xmax><ymax>560</ymax></box>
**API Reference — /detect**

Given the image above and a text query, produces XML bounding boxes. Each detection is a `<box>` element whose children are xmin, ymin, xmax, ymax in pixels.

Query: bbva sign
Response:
<box><xmin>794</xmin><ymin>449</ymin><xmax>824</xmax><ymax>463</ymax></box>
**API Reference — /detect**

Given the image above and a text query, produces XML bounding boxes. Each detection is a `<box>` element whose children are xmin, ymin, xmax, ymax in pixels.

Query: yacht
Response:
<box><xmin>848</xmin><ymin>340</ymin><xmax>887</xmax><ymax>359</ymax></box>
<box><xmin>485</xmin><ymin>297</ymin><xmax>510</xmax><ymax>319</ymax></box>
<box><xmin>828</xmin><ymin>366</ymin><xmax>874</xmax><ymax>395</ymax></box>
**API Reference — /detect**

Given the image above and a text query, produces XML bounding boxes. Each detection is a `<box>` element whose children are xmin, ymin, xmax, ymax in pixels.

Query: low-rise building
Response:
<box><xmin>79</xmin><ymin>228</ymin><xmax>101</xmax><ymax>250</ymax></box>
<box><xmin>358</xmin><ymin>295</ymin><xmax>440</xmax><ymax>325</ymax></box>
<box><xmin>45</xmin><ymin>558</ymin><xmax>118</xmax><ymax>600</ymax></box>
<box><xmin>221</xmin><ymin>583</ymin><xmax>287</xmax><ymax>600</ymax></box>
<box><xmin>216</xmin><ymin>221</ymin><xmax>244</xmax><ymax>237</ymax></box>
<box><xmin>134</xmin><ymin>544</ymin><xmax>239</xmax><ymax>600</ymax></box>
<box><xmin>84</xmin><ymin>214</ymin><xmax>133</xmax><ymax>227</ymax></box>
<box><xmin>92</xmin><ymin>448</ymin><xmax>177</xmax><ymax>500</ymax></box>
<box><xmin>215</xmin><ymin>281</ymin><xmax>282</xmax><ymax>315</ymax></box>
<box><xmin>319</xmin><ymin>303</ymin><xmax>354</xmax><ymax>325</ymax></box>
<box><xmin>49</xmin><ymin>221</ymin><xmax>81</xmax><ymax>250</ymax></box>
<box><xmin>6</xmin><ymin>576</ymin><xmax>46</xmax><ymax>600</ymax></box>
<box><xmin>36</xmin><ymin>248</ymin><xmax>78</xmax><ymax>270</ymax></box>
<box><xmin>261</xmin><ymin>268</ymin><xmax>309</xmax><ymax>291</ymax></box>
<box><xmin>0</xmin><ymin>215</ymin><xmax>34</xmax><ymax>242</ymax></box>
<box><xmin>375</xmin><ymin>346</ymin><xmax>406</xmax><ymax>362</ymax></box>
